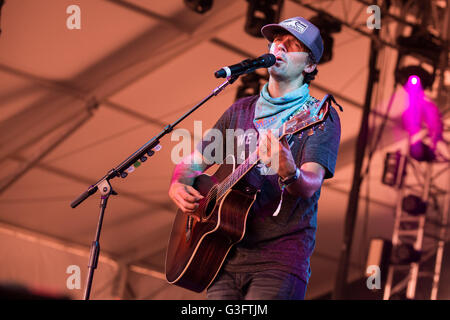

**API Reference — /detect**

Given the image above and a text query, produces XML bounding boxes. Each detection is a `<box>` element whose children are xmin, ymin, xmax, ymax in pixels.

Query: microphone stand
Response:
<box><xmin>70</xmin><ymin>75</ymin><xmax>239</xmax><ymax>300</ymax></box>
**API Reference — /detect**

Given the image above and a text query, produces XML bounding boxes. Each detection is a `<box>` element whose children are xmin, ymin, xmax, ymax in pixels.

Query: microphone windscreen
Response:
<box><xmin>261</xmin><ymin>53</ymin><xmax>276</xmax><ymax>67</ymax></box>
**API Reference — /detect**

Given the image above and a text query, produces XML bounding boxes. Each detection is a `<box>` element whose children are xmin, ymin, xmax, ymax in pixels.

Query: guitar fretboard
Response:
<box><xmin>216</xmin><ymin>150</ymin><xmax>259</xmax><ymax>199</ymax></box>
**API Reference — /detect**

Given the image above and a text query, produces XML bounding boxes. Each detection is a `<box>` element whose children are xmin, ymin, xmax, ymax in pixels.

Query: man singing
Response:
<box><xmin>168</xmin><ymin>16</ymin><xmax>341</xmax><ymax>299</ymax></box>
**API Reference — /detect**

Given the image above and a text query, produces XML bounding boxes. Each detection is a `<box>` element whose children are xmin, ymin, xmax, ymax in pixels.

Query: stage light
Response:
<box><xmin>244</xmin><ymin>0</ymin><xmax>284</xmax><ymax>38</ymax></box>
<box><xmin>402</xmin><ymin>194</ymin><xmax>427</xmax><ymax>216</ymax></box>
<box><xmin>309</xmin><ymin>13</ymin><xmax>342</xmax><ymax>64</ymax></box>
<box><xmin>396</xmin><ymin>27</ymin><xmax>443</xmax><ymax>65</ymax></box>
<box><xmin>409</xmin><ymin>141</ymin><xmax>437</xmax><ymax>162</ymax></box>
<box><xmin>184</xmin><ymin>0</ymin><xmax>213</xmax><ymax>14</ymax></box>
<box><xmin>381</xmin><ymin>151</ymin><xmax>406</xmax><ymax>187</ymax></box>
<box><xmin>395</xmin><ymin>65</ymin><xmax>434</xmax><ymax>89</ymax></box>
<box><xmin>394</xmin><ymin>27</ymin><xmax>443</xmax><ymax>90</ymax></box>
<box><xmin>391</xmin><ymin>243</ymin><xmax>421</xmax><ymax>265</ymax></box>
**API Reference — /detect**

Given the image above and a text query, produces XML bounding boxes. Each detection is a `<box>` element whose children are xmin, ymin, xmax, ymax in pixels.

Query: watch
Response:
<box><xmin>278</xmin><ymin>167</ymin><xmax>300</xmax><ymax>187</ymax></box>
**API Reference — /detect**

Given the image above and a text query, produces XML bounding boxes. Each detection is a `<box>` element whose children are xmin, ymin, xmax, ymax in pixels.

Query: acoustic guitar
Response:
<box><xmin>165</xmin><ymin>95</ymin><xmax>333</xmax><ymax>293</ymax></box>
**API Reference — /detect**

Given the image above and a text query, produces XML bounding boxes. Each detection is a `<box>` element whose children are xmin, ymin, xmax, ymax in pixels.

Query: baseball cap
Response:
<box><xmin>261</xmin><ymin>17</ymin><xmax>324</xmax><ymax>64</ymax></box>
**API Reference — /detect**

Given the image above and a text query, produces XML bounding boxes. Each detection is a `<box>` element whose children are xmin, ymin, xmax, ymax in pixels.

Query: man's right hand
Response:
<box><xmin>168</xmin><ymin>182</ymin><xmax>204</xmax><ymax>220</ymax></box>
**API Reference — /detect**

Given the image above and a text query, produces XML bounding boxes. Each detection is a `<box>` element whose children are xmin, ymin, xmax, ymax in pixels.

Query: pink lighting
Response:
<box><xmin>409</xmin><ymin>75</ymin><xmax>419</xmax><ymax>85</ymax></box>
<box><xmin>401</xmin><ymin>75</ymin><xmax>444</xmax><ymax>161</ymax></box>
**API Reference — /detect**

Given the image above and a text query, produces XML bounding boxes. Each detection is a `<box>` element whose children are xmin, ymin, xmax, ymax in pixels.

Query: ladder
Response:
<box><xmin>383</xmin><ymin>147</ymin><xmax>449</xmax><ymax>300</ymax></box>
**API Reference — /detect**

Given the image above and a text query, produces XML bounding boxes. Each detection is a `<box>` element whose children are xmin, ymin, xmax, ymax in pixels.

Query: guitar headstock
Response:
<box><xmin>281</xmin><ymin>98</ymin><xmax>330</xmax><ymax>138</ymax></box>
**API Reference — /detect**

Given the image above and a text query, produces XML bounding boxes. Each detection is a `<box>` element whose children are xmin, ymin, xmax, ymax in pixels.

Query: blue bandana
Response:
<box><xmin>253</xmin><ymin>82</ymin><xmax>311</xmax><ymax>132</ymax></box>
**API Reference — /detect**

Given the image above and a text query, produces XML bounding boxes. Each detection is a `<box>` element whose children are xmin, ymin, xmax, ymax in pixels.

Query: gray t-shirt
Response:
<box><xmin>198</xmin><ymin>94</ymin><xmax>341</xmax><ymax>284</ymax></box>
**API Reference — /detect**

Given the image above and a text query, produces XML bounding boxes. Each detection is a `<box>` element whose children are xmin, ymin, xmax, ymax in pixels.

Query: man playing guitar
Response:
<box><xmin>168</xmin><ymin>16</ymin><xmax>341</xmax><ymax>300</ymax></box>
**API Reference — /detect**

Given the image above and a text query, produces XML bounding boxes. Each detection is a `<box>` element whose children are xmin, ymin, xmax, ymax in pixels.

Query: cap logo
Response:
<box><xmin>281</xmin><ymin>19</ymin><xmax>308</xmax><ymax>34</ymax></box>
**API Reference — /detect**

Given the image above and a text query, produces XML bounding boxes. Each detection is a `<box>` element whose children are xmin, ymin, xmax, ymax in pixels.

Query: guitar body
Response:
<box><xmin>165</xmin><ymin>159</ymin><xmax>258</xmax><ymax>292</ymax></box>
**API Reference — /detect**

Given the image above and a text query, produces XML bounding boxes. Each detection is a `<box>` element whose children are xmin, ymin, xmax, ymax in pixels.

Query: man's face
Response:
<box><xmin>268</xmin><ymin>32</ymin><xmax>314</xmax><ymax>81</ymax></box>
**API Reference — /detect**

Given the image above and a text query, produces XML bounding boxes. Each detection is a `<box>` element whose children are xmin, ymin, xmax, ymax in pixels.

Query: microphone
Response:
<box><xmin>214</xmin><ymin>53</ymin><xmax>276</xmax><ymax>78</ymax></box>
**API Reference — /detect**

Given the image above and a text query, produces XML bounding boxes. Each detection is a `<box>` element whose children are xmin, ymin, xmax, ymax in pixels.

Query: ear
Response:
<box><xmin>304</xmin><ymin>63</ymin><xmax>317</xmax><ymax>74</ymax></box>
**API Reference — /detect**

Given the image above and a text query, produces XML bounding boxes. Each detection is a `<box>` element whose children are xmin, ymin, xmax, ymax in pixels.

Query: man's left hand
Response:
<box><xmin>258</xmin><ymin>130</ymin><xmax>297</xmax><ymax>179</ymax></box>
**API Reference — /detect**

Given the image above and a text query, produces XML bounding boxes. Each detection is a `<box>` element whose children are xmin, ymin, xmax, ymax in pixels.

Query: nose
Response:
<box><xmin>271</xmin><ymin>41</ymin><xmax>286</xmax><ymax>54</ymax></box>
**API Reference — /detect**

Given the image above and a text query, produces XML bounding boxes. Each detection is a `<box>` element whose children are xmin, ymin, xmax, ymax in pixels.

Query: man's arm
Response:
<box><xmin>284</xmin><ymin>162</ymin><xmax>325</xmax><ymax>198</ymax></box>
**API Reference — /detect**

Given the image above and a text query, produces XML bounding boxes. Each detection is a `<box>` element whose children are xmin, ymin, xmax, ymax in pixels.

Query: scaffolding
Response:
<box><xmin>383</xmin><ymin>141</ymin><xmax>449</xmax><ymax>300</ymax></box>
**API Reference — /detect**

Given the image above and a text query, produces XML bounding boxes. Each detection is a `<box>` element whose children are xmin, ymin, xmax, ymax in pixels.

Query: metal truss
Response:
<box><xmin>291</xmin><ymin>0</ymin><xmax>448</xmax><ymax>47</ymax></box>
<box><xmin>383</xmin><ymin>141</ymin><xmax>449</xmax><ymax>300</ymax></box>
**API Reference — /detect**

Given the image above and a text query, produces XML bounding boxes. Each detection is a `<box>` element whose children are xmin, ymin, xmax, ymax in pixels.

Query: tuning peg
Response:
<box><xmin>154</xmin><ymin>144</ymin><xmax>162</xmax><ymax>151</ymax></box>
<box><xmin>140</xmin><ymin>156</ymin><xmax>148</xmax><ymax>162</ymax></box>
<box><xmin>147</xmin><ymin>150</ymin><xmax>155</xmax><ymax>157</ymax></box>
<box><xmin>120</xmin><ymin>171</ymin><xmax>128</xmax><ymax>178</ymax></box>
